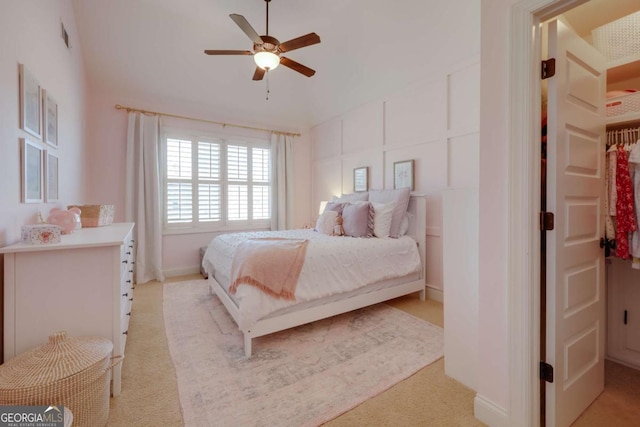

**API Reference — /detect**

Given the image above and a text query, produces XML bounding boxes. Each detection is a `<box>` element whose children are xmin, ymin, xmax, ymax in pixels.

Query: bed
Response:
<box><xmin>202</xmin><ymin>193</ymin><xmax>427</xmax><ymax>357</ymax></box>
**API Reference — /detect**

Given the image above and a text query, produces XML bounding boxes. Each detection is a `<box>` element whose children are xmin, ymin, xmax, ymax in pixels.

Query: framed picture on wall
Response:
<box><xmin>45</xmin><ymin>150</ymin><xmax>59</xmax><ymax>202</ymax></box>
<box><xmin>21</xmin><ymin>138</ymin><xmax>43</xmax><ymax>203</ymax></box>
<box><xmin>43</xmin><ymin>90</ymin><xmax>58</xmax><ymax>147</ymax></box>
<box><xmin>19</xmin><ymin>64</ymin><xmax>42</xmax><ymax>139</ymax></box>
<box><xmin>393</xmin><ymin>159</ymin><xmax>415</xmax><ymax>190</ymax></box>
<box><xmin>354</xmin><ymin>166</ymin><xmax>369</xmax><ymax>192</ymax></box>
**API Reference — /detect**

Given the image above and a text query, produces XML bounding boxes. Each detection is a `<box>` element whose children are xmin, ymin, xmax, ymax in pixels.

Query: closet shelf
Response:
<box><xmin>606</xmin><ymin>111</ymin><xmax>640</xmax><ymax>127</ymax></box>
<box><xmin>607</xmin><ymin>54</ymin><xmax>640</xmax><ymax>83</ymax></box>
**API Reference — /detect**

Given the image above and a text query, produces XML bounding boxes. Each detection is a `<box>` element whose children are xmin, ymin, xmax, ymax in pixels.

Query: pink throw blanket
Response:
<box><xmin>229</xmin><ymin>238</ymin><xmax>309</xmax><ymax>301</ymax></box>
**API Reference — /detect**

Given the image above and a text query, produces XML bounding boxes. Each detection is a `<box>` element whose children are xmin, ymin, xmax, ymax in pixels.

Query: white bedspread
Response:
<box><xmin>202</xmin><ymin>229</ymin><xmax>421</xmax><ymax>328</ymax></box>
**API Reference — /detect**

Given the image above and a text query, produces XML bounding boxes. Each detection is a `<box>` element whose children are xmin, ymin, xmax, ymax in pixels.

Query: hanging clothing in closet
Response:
<box><xmin>606</xmin><ymin>127</ymin><xmax>640</xmax><ymax>266</ymax></box>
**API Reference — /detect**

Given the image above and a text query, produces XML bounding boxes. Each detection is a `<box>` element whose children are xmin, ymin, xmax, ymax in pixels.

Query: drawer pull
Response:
<box><xmin>122</xmin><ymin>293</ymin><xmax>128</xmax><ymax>297</ymax></box>
<box><xmin>129</xmin><ymin>244</ymin><xmax>133</xmax><ymax>248</ymax></box>
<box><xmin>129</xmin><ymin>269</ymin><xmax>133</xmax><ymax>273</ymax></box>
<box><xmin>123</xmin><ymin>331</ymin><xmax>128</xmax><ymax>335</ymax></box>
<box><xmin>122</xmin><ymin>260</ymin><xmax>128</xmax><ymax>264</ymax></box>
<box><xmin>126</xmin><ymin>280</ymin><xmax>132</xmax><ymax>284</ymax></box>
<box><xmin>126</xmin><ymin>251</ymin><xmax>131</xmax><ymax>255</ymax></box>
<box><xmin>129</xmin><ymin>297</ymin><xmax>133</xmax><ymax>301</ymax></box>
<box><xmin>126</xmin><ymin>312</ymin><xmax>131</xmax><ymax>316</ymax></box>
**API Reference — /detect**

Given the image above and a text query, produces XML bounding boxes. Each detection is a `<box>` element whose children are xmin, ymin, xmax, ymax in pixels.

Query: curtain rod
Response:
<box><xmin>114</xmin><ymin>104</ymin><xmax>301</xmax><ymax>137</ymax></box>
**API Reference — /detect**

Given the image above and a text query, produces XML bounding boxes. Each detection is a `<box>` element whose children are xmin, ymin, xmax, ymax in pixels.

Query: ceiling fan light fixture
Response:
<box><xmin>254</xmin><ymin>51</ymin><xmax>280</xmax><ymax>70</ymax></box>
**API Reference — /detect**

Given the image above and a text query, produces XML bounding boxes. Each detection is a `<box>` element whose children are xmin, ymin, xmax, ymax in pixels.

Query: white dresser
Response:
<box><xmin>0</xmin><ymin>222</ymin><xmax>135</xmax><ymax>396</ymax></box>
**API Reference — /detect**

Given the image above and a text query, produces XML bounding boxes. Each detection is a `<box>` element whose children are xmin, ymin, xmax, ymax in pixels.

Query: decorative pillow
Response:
<box><xmin>368</xmin><ymin>188</ymin><xmax>411</xmax><ymax>238</ymax></box>
<box><xmin>315</xmin><ymin>210</ymin><xmax>339</xmax><ymax>235</ymax></box>
<box><xmin>371</xmin><ymin>202</ymin><xmax>395</xmax><ymax>238</ymax></box>
<box><xmin>399</xmin><ymin>212</ymin><xmax>412</xmax><ymax>236</ymax></box>
<box><xmin>341</xmin><ymin>202</ymin><xmax>374</xmax><ymax>238</ymax></box>
<box><xmin>333</xmin><ymin>192</ymin><xmax>369</xmax><ymax>203</ymax></box>
<box><xmin>323</xmin><ymin>201</ymin><xmax>345</xmax><ymax>215</ymax></box>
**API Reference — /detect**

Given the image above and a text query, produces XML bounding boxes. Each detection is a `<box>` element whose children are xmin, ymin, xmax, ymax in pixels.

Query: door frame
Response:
<box><xmin>508</xmin><ymin>0</ymin><xmax>591</xmax><ymax>425</ymax></box>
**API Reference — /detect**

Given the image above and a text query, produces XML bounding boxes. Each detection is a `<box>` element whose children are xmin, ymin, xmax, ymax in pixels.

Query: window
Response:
<box><xmin>164</xmin><ymin>132</ymin><xmax>271</xmax><ymax>232</ymax></box>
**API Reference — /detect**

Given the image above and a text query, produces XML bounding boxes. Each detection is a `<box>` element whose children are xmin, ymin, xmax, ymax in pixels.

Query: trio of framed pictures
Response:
<box><xmin>352</xmin><ymin>159</ymin><xmax>415</xmax><ymax>193</ymax></box>
<box><xmin>19</xmin><ymin>63</ymin><xmax>58</xmax><ymax>203</ymax></box>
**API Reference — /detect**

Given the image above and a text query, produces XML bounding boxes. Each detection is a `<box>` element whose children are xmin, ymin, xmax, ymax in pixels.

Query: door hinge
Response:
<box><xmin>540</xmin><ymin>361</ymin><xmax>554</xmax><ymax>383</ymax></box>
<box><xmin>542</xmin><ymin>58</ymin><xmax>556</xmax><ymax>79</ymax></box>
<box><xmin>540</xmin><ymin>211</ymin><xmax>555</xmax><ymax>231</ymax></box>
<box><xmin>624</xmin><ymin>310</ymin><xmax>628</xmax><ymax>325</ymax></box>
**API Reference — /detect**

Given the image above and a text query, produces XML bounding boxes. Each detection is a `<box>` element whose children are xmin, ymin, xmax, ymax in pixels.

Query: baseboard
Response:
<box><xmin>163</xmin><ymin>266</ymin><xmax>200</xmax><ymax>278</ymax></box>
<box><xmin>425</xmin><ymin>286</ymin><xmax>443</xmax><ymax>303</ymax></box>
<box><xmin>474</xmin><ymin>394</ymin><xmax>508</xmax><ymax>427</ymax></box>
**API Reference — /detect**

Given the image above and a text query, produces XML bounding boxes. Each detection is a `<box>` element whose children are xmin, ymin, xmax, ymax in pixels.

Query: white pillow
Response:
<box><xmin>368</xmin><ymin>188</ymin><xmax>411</xmax><ymax>238</ymax></box>
<box><xmin>315</xmin><ymin>210</ymin><xmax>338</xmax><ymax>235</ymax></box>
<box><xmin>399</xmin><ymin>212</ymin><xmax>411</xmax><ymax>236</ymax></box>
<box><xmin>372</xmin><ymin>202</ymin><xmax>394</xmax><ymax>238</ymax></box>
<box><xmin>333</xmin><ymin>192</ymin><xmax>369</xmax><ymax>203</ymax></box>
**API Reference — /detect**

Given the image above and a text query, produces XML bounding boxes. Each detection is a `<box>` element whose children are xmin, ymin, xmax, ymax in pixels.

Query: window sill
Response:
<box><xmin>163</xmin><ymin>222</ymin><xmax>271</xmax><ymax>236</ymax></box>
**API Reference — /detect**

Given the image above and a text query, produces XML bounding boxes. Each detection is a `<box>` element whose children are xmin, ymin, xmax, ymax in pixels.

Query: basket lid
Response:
<box><xmin>0</xmin><ymin>331</ymin><xmax>113</xmax><ymax>389</ymax></box>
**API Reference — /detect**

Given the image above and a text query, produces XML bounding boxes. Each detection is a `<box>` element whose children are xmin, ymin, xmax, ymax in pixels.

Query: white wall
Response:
<box><xmin>83</xmin><ymin>87</ymin><xmax>312</xmax><ymax>276</ymax></box>
<box><xmin>310</xmin><ymin>59</ymin><xmax>480</xmax><ymax>292</ymax></box>
<box><xmin>475</xmin><ymin>0</ymin><xmax>517</xmax><ymax>423</ymax></box>
<box><xmin>0</xmin><ymin>1</ymin><xmax>87</xmax><ymax>247</ymax></box>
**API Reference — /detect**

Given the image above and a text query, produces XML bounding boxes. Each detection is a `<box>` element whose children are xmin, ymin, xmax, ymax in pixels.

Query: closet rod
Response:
<box><xmin>114</xmin><ymin>104</ymin><xmax>301</xmax><ymax>137</ymax></box>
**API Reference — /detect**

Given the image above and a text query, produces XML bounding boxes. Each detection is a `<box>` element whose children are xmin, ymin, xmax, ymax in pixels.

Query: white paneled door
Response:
<box><xmin>545</xmin><ymin>19</ymin><xmax>607</xmax><ymax>427</ymax></box>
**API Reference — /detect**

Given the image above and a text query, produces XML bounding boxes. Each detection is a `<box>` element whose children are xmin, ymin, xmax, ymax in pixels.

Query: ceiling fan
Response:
<box><xmin>204</xmin><ymin>0</ymin><xmax>321</xmax><ymax>81</ymax></box>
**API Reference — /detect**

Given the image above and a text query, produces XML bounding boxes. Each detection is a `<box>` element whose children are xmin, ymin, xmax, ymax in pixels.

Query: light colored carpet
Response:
<box><xmin>163</xmin><ymin>280</ymin><xmax>445</xmax><ymax>427</ymax></box>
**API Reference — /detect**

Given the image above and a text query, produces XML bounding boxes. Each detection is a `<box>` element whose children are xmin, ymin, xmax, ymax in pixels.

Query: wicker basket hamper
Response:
<box><xmin>0</xmin><ymin>331</ymin><xmax>118</xmax><ymax>427</ymax></box>
<box><xmin>67</xmin><ymin>205</ymin><xmax>114</xmax><ymax>227</ymax></box>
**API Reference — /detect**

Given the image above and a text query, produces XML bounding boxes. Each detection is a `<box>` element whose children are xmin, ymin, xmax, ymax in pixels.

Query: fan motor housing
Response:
<box><xmin>255</xmin><ymin>35</ymin><xmax>280</xmax><ymax>53</ymax></box>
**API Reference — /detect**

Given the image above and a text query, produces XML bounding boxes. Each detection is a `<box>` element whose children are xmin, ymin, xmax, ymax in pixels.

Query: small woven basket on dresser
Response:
<box><xmin>0</xmin><ymin>331</ymin><xmax>119</xmax><ymax>427</ymax></box>
<box><xmin>67</xmin><ymin>205</ymin><xmax>114</xmax><ymax>227</ymax></box>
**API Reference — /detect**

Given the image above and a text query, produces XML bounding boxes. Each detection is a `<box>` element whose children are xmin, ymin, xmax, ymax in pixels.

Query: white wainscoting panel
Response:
<box><xmin>313</xmin><ymin>158</ymin><xmax>343</xmax><ymax>202</ymax></box>
<box><xmin>342</xmin><ymin>150</ymin><xmax>383</xmax><ymax>193</ymax></box>
<box><xmin>384</xmin><ymin>141</ymin><xmax>447</xmax><ymax>192</ymax></box>
<box><xmin>443</xmin><ymin>187</ymin><xmax>479</xmax><ymax>391</ymax></box>
<box><xmin>342</xmin><ymin>101</ymin><xmax>383</xmax><ymax>154</ymax></box>
<box><xmin>448</xmin><ymin>62</ymin><xmax>480</xmax><ymax>132</ymax></box>
<box><xmin>384</xmin><ymin>78</ymin><xmax>447</xmax><ymax>148</ymax></box>
<box><xmin>448</xmin><ymin>133</ymin><xmax>480</xmax><ymax>188</ymax></box>
<box><xmin>311</xmin><ymin>118</ymin><xmax>342</xmax><ymax>160</ymax></box>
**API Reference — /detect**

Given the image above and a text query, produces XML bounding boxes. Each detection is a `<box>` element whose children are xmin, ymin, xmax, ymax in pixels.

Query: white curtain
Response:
<box><xmin>125</xmin><ymin>112</ymin><xmax>165</xmax><ymax>283</ymax></box>
<box><xmin>270</xmin><ymin>133</ymin><xmax>295</xmax><ymax>230</ymax></box>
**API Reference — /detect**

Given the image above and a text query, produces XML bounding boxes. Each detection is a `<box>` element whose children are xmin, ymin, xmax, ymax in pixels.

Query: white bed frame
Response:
<box><xmin>208</xmin><ymin>195</ymin><xmax>427</xmax><ymax>357</ymax></box>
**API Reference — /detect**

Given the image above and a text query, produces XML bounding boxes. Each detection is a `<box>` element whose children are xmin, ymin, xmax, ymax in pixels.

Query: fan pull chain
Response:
<box><xmin>266</xmin><ymin>70</ymin><xmax>270</xmax><ymax>101</ymax></box>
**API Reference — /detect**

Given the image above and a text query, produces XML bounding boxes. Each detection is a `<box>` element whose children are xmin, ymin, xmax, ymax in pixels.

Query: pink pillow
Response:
<box><xmin>342</xmin><ymin>202</ymin><xmax>373</xmax><ymax>238</ymax></box>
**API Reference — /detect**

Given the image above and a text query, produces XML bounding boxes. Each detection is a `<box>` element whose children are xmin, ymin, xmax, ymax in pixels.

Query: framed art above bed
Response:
<box><xmin>353</xmin><ymin>166</ymin><xmax>368</xmax><ymax>192</ymax></box>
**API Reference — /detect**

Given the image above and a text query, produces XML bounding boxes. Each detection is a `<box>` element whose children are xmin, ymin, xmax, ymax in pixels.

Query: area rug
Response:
<box><xmin>163</xmin><ymin>280</ymin><xmax>444</xmax><ymax>427</ymax></box>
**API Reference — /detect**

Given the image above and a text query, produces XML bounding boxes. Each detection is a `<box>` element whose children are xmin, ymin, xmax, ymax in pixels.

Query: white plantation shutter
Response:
<box><xmin>166</xmin><ymin>139</ymin><xmax>193</xmax><ymax>223</ymax></box>
<box><xmin>252</xmin><ymin>147</ymin><xmax>270</xmax><ymax>219</ymax></box>
<box><xmin>198</xmin><ymin>141</ymin><xmax>221</xmax><ymax>222</ymax></box>
<box><xmin>164</xmin><ymin>134</ymin><xmax>270</xmax><ymax>230</ymax></box>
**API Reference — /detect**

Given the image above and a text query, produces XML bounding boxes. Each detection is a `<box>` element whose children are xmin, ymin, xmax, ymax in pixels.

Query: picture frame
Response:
<box><xmin>43</xmin><ymin>89</ymin><xmax>58</xmax><ymax>147</ymax></box>
<box><xmin>45</xmin><ymin>150</ymin><xmax>59</xmax><ymax>202</ymax></box>
<box><xmin>21</xmin><ymin>138</ymin><xmax>43</xmax><ymax>203</ymax></box>
<box><xmin>393</xmin><ymin>159</ymin><xmax>415</xmax><ymax>190</ymax></box>
<box><xmin>19</xmin><ymin>64</ymin><xmax>42</xmax><ymax>139</ymax></box>
<box><xmin>354</xmin><ymin>166</ymin><xmax>369</xmax><ymax>192</ymax></box>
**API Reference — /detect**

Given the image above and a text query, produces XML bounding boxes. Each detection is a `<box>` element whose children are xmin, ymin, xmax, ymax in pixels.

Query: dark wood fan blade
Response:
<box><xmin>279</xmin><ymin>33</ymin><xmax>321</xmax><ymax>53</ymax></box>
<box><xmin>204</xmin><ymin>49</ymin><xmax>253</xmax><ymax>55</ymax></box>
<box><xmin>252</xmin><ymin>67</ymin><xmax>266</xmax><ymax>81</ymax></box>
<box><xmin>280</xmin><ymin>57</ymin><xmax>316</xmax><ymax>77</ymax></box>
<box><xmin>229</xmin><ymin>14</ymin><xmax>263</xmax><ymax>44</ymax></box>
